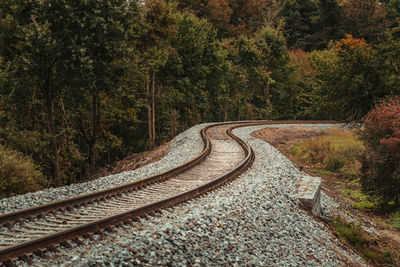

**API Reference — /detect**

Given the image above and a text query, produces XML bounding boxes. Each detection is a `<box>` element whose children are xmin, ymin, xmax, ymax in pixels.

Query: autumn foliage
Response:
<box><xmin>360</xmin><ymin>97</ymin><xmax>400</xmax><ymax>207</ymax></box>
<box><xmin>335</xmin><ymin>34</ymin><xmax>370</xmax><ymax>51</ymax></box>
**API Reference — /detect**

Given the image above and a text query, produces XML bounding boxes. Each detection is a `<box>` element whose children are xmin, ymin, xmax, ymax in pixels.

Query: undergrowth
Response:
<box><xmin>0</xmin><ymin>145</ymin><xmax>46</xmax><ymax>199</ymax></box>
<box><xmin>339</xmin><ymin>189</ymin><xmax>375</xmax><ymax>210</ymax></box>
<box><xmin>391</xmin><ymin>212</ymin><xmax>400</xmax><ymax>230</ymax></box>
<box><xmin>289</xmin><ymin>127</ymin><xmax>364</xmax><ymax>179</ymax></box>
<box><xmin>331</xmin><ymin>217</ymin><xmax>394</xmax><ymax>265</ymax></box>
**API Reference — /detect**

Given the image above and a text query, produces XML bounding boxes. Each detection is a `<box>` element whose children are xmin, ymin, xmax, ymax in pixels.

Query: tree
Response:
<box><xmin>315</xmin><ymin>0</ymin><xmax>344</xmax><ymax>49</ymax></box>
<box><xmin>159</xmin><ymin>11</ymin><xmax>229</xmax><ymax>128</ymax></box>
<box><xmin>279</xmin><ymin>0</ymin><xmax>319</xmax><ymax>51</ymax></box>
<box><xmin>308</xmin><ymin>48</ymin><xmax>340</xmax><ymax>119</ymax></box>
<box><xmin>309</xmin><ymin>35</ymin><xmax>392</xmax><ymax>121</ymax></box>
<box><xmin>260</xmin><ymin>0</ymin><xmax>288</xmax><ymax>29</ymax></box>
<box><xmin>254</xmin><ymin>27</ymin><xmax>297</xmax><ymax>119</ymax></box>
<box><xmin>223</xmin><ymin>27</ymin><xmax>296</xmax><ymax>120</ymax></box>
<box><xmin>0</xmin><ymin>0</ymin><xmax>142</xmax><ymax>183</ymax></box>
<box><xmin>377</xmin><ymin>21</ymin><xmax>400</xmax><ymax>93</ymax></box>
<box><xmin>289</xmin><ymin>49</ymin><xmax>318</xmax><ymax>118</ymax></box>
<box><xmin>175</xmin><ymin>0</ymin><xmax>287</xmax><ymax>37</ymax></box>
<box><xmin>0</xmin><ymin>0</ymin><xmax>69</xmax><ymax>185</ymax></box>
<box><xmin>384</xmin><ymin>0</ymin><xmax>400</xmax><ymax>29</ymax></box>
<box><xmin>224</xmin><ymin>36</ymin><xmax>260</xmax><ymax>120</ymax></box>
<box><xmin>140</xmin><ymin>0</ymin><xmax>177</xmax><ymax>149</ymax></box>
<box><xmin>360</xmin><ymin>97</ymin><xmax>400</xmax><ymax>208</ymax></box>
<box><xmin>341</xmin><ymin>0</ymin><xmax>389</xmax><ymax>44</ymax></box>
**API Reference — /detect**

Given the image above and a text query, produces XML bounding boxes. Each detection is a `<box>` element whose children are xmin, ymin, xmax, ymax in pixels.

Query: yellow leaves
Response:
<box><xmin>127</xmin><ymin>108</ymin><xmax>138</xmax><ymax>122</ymax></box>
<box><xmin>0</xmin><ymin>145</ymin><xmax>46</xmax><ymax>198</ymax></box>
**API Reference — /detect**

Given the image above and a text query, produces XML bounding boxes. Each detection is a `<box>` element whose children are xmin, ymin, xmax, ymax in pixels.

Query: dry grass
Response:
<box><xmin>289</xmin><ymin>127</ymin><xmax>364</xmax><ymax>179</ymax></box>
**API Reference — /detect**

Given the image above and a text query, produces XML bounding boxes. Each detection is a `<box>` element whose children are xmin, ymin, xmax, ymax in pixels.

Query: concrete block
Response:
<box><xmin>295</xmin><ymin>176</ymin><xmax>321</xmax><ymax>216</ymax></box>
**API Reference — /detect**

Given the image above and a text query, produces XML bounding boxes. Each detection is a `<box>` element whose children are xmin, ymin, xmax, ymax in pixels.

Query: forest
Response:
<box><xmin>0</xmin><ymin>0</ymin><xmax>399</xmax><ymax>200</ymax></box>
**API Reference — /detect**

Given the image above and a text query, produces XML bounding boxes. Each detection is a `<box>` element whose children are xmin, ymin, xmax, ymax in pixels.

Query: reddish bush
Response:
<box><xmin>360</xmin><ymin>96</ymin><xmax>400</xmax><ymax>207</ymax></box>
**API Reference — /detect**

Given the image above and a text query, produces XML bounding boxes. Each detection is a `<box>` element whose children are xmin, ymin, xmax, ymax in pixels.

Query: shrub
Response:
<box><xmin>360</xmin><ymin>96</ymin><xmax>400</xmax><ymax>207</ymax></box>
<box><xmin>0</xmin><ymin>145</ymin><xmax>46</xmax><ymax>199</ymax></box>
<box><xmin>330</xmin><ymin>217</ymin><xmax>394</xmax><ymax>264</ymax></box>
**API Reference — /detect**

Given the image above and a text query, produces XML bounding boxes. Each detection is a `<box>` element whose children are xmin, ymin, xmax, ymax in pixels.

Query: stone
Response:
<box><xmin>294</xmin><ymin>176</ymin><xmax>321</xmax><ymax>216</ymax></box>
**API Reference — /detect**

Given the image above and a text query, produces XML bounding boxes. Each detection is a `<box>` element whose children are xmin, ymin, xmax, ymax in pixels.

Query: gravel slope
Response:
<box><xmin>4</xmin><ymin>123</ymin><xmax>366</xmax><ymax>266</ymax></box>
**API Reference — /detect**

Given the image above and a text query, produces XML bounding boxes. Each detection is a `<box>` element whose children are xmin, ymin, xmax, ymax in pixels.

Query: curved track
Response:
<box><xmin>0</xmin><ymin>122</ymin><xmax>256</xmax><ymax>264</ymax></box>
<box><xmin>0</xmin><ymin>121</ymin><xmax>335</xmax><ymax>265</ymax></box>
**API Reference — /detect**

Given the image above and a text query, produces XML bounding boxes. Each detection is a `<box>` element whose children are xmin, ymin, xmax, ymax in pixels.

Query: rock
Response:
<box><xmin>294</xmin><ymin>176</ymin><xmax>322</xmax><ymax>216</ymax></box>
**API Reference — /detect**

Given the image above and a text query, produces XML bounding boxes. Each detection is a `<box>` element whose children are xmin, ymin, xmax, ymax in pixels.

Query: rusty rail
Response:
<box><xmin>0</xmin><ymin>126</ymin><xmax>211</xmax><ymax>227</ymax></box>
<box><xmin>0</xmin><ymin>120</ymin><xmax>337</xmax><ymax>264</ymax></box>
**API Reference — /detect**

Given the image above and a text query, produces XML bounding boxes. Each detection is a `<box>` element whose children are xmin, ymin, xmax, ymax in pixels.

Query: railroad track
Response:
<box><xmin>0</xmin><ymin>121</ymin><xmax>335</xmax><ymax>265</ymax></box>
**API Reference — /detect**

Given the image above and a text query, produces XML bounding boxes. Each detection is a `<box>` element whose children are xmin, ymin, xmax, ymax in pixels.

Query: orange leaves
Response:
<box><xmin>335</xmin><ymin>34</ymin><xmax>370</xmax><ymax>51</ymax></box>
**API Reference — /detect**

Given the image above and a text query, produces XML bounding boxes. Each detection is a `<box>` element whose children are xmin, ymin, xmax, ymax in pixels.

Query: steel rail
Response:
<box><xmin>0</xmin><ymin>120</ymin><xmax>337</xmax><ymax>264</ymax></box>
<box><xmin>0</xmin><ymin>126</ymin><xmax>211</xmax><ymax>227</ymax></box>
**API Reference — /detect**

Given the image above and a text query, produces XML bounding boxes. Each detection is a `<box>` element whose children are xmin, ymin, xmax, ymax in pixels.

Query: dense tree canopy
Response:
<box><xmin>0</xmin><ymin>0</ymin><xmax>399</xmax><ymax>196</ymax></box>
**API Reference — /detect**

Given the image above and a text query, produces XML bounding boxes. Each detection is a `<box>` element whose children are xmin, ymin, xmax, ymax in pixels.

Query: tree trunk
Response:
<box><xmin>265</xmin><ymin>79</ymin><xmax>272</xmax><ymax>117</ymax></box>
<box><xmin>151</xmin><ymin>69</ymin><xmax>156</xmax><ymax>148</ymax></box>
<box><xmin>88</xmin><ymin>92</ymin><xmax>99</xmax><ymax>177</ymax></box>
<box><xmin>43</xmin><ymin>93</ymin><xmax>61</xmax><ymax>186</ymax></box>
<box><xmin>146</xmin><ymin>72</ymin><xmax>153</xmax><ymax>149</ymax></box>
<box><xmin>237</xmin><ymin>95</ymin><xmax>240</xmax><ymax>121</ymax></box>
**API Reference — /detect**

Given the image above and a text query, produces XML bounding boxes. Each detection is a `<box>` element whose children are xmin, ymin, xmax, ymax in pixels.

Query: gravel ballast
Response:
<box><xmin>0</xmin><ymin>123</ymin><xmax>208</xmax><ymax>215</ymax></box>
<box><xmin>4</xmin><ymin>123</ymin><xmax>366</xmax><ymax>266</ymax></box>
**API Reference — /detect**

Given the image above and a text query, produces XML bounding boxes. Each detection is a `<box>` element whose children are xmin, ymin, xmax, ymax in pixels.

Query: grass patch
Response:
<box><xmin>330</xmin><ymin>217</ymin><xmax>394</xmax><ymax>265</ymax></box>
<box><xmin>339</xmin><ymin>189</ymin><xmax>375</xmax><ymax>210</ymax></box>
<box><xmin>391</xmin><ymin>211</ymin><xmax>400</xmax><ymax>230</ymax></box>
<box><xmin>311</xmin><ymin>169</ymin><xmax>336</xmax><ymax>176</ymax></box>
<box><xmin>289</xmin><ymin>127</ymin><xmax>364</xmax><ymax>179</ymax></box>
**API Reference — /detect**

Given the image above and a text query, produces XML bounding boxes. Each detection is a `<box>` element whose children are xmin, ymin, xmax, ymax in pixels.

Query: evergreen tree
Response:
<box><xmin>315</xmin><ymin>0</ymin><xmax>344</xmax><ymax>49</ymax></box>
<box><xmin>280</xmin><ymin>0</ymin><xmax>319</xmax><ymax>51</ymax></box>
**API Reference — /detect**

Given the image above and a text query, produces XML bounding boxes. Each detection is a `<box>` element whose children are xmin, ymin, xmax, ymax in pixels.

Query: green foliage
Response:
<box><xmin>390</xmin><ymin>211</ymin><xmax>400</xmax><ymax>230</ymax></box>
<box><xmin>1</xmin><ymin>0</ymin><xmax>399</xmax><ymax>197</ymax></box>
<box><xmin>254</xmin><ymin>27</ymin><xmax>297</xmax><ymax>119</ymax></box>
<box><xmin>223</xmin><ymin>26</ymin><xmax>297</xmax><ymax>121</ymax></box>
<box><xmin>309</xmin><ymin>35</ymin><xmax>396</xmax><ymax>121</ymax></box>
<box><xmin>288</xmin><ymin>49</ymin><xmax>317</xmax><ymax>119</ymax></box>
<box><xmin>330</xmin><ymin>217</ymin><xmax>394</xmax><ymax>264</ymax></box>
<box><xmin>0</xmin><ymin>0</ymin><xmax>143</xmax><ymax>185</ymax></box>
<box><xmin>175</xmin><ymin>0</ymin><xmax>284</xmax><ymax>37</ymax></box>
<box><xmin>280</xmin><ymin>0</ymin><xmax>319</xmax><ymax>51</ymax></box>
<box><xmin>339</xmin><ymin>189</ymin><xmax>375</xmax><ymax>210</ymax></box>
<box><xmin>158</xmin><ymin>10</ymin><xmax>229</xmax><ymax>130</ymax></box>
<box><xmin>315</xmin><ymin>0</ymin><xmax>344</xmax><ymax>48</ymax></box>
<box><xmin>331</xmin><ymin>218</ymin><xmax>366</xmax><ymax>247</ymax></box>
<box><xmin>0</xmin><ymin>145</ymin><xmax>46</xmax><ymax>198</ymax></box>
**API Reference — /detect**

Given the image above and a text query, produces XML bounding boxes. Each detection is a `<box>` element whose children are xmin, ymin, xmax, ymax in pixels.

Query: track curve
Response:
<box><xmin>0</xmin><ymin>122</ymin><xmax>256</xmax><ymax>264</ymax></box>
<box><xmin>0</xmin><ymin>121</ymin><xmax>336</xmax><ymax>265</ymax></box>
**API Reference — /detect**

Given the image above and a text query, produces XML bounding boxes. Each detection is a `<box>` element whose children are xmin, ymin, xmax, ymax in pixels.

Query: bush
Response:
<box><xmin>360</xmin><ymin>96</ymin><xmax>400</xmax><ymax>208</ymax></box>
<box><xmin>0</xmin><ymin>145</ymin><xmax>46</xmax><ymax>199</ymax></box>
